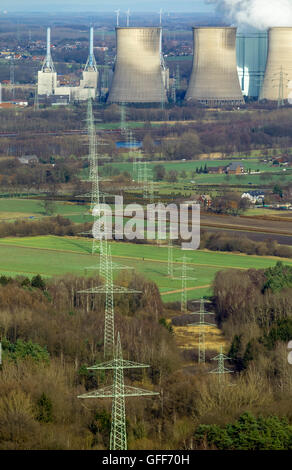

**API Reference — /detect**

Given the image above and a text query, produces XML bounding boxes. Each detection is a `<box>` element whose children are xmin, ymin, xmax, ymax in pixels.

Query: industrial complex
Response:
<box><xmin>37</xmin><ymin>26</ymin><xmax>99</xmax><ymax>102</ymax></box>
<box><xmin>34</xmin><ymin>23</ymin><xmax>292</xmax><ymax>106</ymax></box>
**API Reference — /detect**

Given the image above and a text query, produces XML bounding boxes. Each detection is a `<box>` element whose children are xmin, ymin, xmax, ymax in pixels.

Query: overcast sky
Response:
<box><xmin>0</xmin><ymin>0</ymin><xmax>214</xmax><ymax>13</ymax></box>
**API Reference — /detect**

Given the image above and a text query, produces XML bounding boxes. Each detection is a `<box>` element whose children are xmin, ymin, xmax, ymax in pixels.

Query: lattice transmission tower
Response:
<box><xmin>174</xmin><ymin>255</ymin><xmax>197</xmax><ymax>313</ymax></box>
<box><xmin>78</xmin><ymin>244</ymin><xmax>140</xmax><ymax>359</ymax></box>
<box><xmin>188</xmin><ymin>299</ymin><xmax>214</xmax><ymax>364</ymax></box>
<box><xmin>273</xmin><ymin>65</ymin><xmax>288</xmax><ymax>108</ymax></box>
<box><xmin>209</xmin><ymin>346</ymin><xmax>233</xmax><ymax>384</ymax></box>
<box><xmin>78</xmin><ymin>333</ymin><xmax>158</xmax><ymax>450</ymax></box>
<box><xmin>167</xmin><ymin>236</ymin><xmax>174</xmax><ymax>277</ymax></box>
<box><xmin>34</xmin><ymin>85</ymin><xmax>39</xmax><ymax>111</ymax></box>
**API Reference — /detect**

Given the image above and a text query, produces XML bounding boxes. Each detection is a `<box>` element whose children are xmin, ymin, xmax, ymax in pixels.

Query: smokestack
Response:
<box><xmin>41</xmin><ymin>27</ymin><xmax>55</xmax><ymax>72</ymax></box>
<box><xmin>89</xmin><ymin>26</ymin><xmax>94</xmax><ymax>67</ymax></box>
<box><xmin>108</xmin><ymin>27</ymin><xmax>168</xmax><ymax>104</ymax></box>
<box><xmin>46</xmin><ymin>27</ymin><xmax>51</xmax><ymax>69</ymax></box>
<box><xmin>186</xmin><ymin>27</ymin><xmax>244</xmax><ymax>106</ymax></box>
<box><xmin>84</xmin><ymin>26</ymin><xmax>97</xmax><ymax>72</ymax></box>
<box><xmin>259</xmin><ymin>27</ymin><xmax>292</xmax><ymax>102</ymax></box>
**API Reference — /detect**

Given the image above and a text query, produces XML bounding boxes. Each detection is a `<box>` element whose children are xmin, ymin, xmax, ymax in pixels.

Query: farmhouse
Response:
<box><xmin>225</xmin><ymin>162</ymin><xmax>245</xmax><ymax>175</ymax></box>
<box><xmin>241</xmin><ymin>190</ymin><xmax>265</xmax><ymax>204</ymax></box>
<box><xmin>198</xmin><ymin>194</ymin><xmax>212</xmax><ymax>207</ymax></box>
<box><xmin>207</xmin><ymin>166</ymin><xmax>225</xmax><ymax>174</ymax></box>
<box><xmin>18</xmin><ymin>155</ymin><xmax>39</xmax><ymax>165</ymax></box>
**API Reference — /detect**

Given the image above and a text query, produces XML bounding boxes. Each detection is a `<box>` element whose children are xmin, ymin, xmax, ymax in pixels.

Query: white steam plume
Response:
<box><xmin>207</xmin><ymin>0</ymin><xmax>292</xmax><ymax>30</ymax></box>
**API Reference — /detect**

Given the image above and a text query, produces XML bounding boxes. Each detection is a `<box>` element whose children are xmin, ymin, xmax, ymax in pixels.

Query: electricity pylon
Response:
<box><xmin>188</xmin><ymin>299</ymin><xmax>214</xmax><ymax>364</ymax></box>
<box><xmin>137</xmin><ymin>159</ymin><xmax>144</xmax><ymax>184</ymax></box>
<box><xmin>78</xmin><ymin>244</ymin><xmax>141</xmax><ymax>359</ymax></box>
<box><xmin>209</xmin><ymin>346</ymin><xmax>233</xmax><ymax>384</ymax></box>
<box><xmin>120</xmin><ymin>103</ymin><xmax>142</xmax><ymax>182</ymax></box>
<box><xmin>78</xmin><ymin>97</ymin><xmax>110</xmax><ymax>255</ymax></box>
<box><xmin>10</xmin><ymin>56</ymin><xmax>15</xmax><ymax>100</ymax></box>
<box><xmin>176</xmin><ymin>64</ymin><xmax>180</xmax><ymax>91</ymax></box>
<box><xmin>87</xmin><ymin>97</ymin><xmax>101</xmax><ymax>255</ymax></box>
<box><xmin>78</xmin><ymin>333</ymin><xmax>159</xmax><ymax>450</ymax></box>
<box><xmin>273</xmin><ymin>66</ymin><xmax>288</xmax><ymax>108</ymax></box>
<box><xmin>120</xmin><ymin>102</ymin><xmax>127</xmax><ymax>134</ymax></box>
<box><xmin>167</xmin><ymin>236</ymin><xmax>174</xmax><ymax>277</ymax></box>
<box><xmin>34</xmin><ymin>86</ymin><xmax>39</xmax><ymax>111</ymax></box>
<box><xmin>143</xmin><ymin>162</ymin><xmax>150</xmax><ymax>199</ymax></box>
<box><xmin>174</xmin><ymin>256</ymin><xmax>196</xmax><ymax>313</ymax></box>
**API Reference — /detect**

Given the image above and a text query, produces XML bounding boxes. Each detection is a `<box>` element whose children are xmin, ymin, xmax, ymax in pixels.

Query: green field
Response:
<box><xmin>0</xmin><ymin>198</ymin><xmax>91</xmax><ymax>223</ymax></box>
<box><xmin>0</xmin><ymin>235</ymin><xmax>291</xmax><ymax>302</ymax></box>
<box><xmin>106</xmin><ymin>159</ymin><xmax>292</xmax><ymax>187</ymax></box>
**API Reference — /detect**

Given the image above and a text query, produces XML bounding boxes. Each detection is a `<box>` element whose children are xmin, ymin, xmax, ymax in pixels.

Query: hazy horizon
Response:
<box><xmin>0</xmin><ymin>0</ymin><xmax>214</xmax><ymax>13</ymax></box>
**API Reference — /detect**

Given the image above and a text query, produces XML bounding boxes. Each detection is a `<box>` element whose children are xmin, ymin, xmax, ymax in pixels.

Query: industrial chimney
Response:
<box><xmin>186</xmin><ymin>27</ymin><xmax>244</xmax><ymax>106</ymax></box>
<box><xmin>107</xmin><ymin>27</ymin><xmax>168</xmax><ymax>104</ymax></box>
<box><xmin>37</xmin><ymin>27</ymin><xmax>57</xmax><ymax>96</ymax></box>
<box><xmin>73</xmin><ymin>26</ymin><xmax>99</xmax><ymax>99</ymax></box>
<box><xmin>259</xmin><ymin>27</ymin><xmax>292</xmax><ymax>102</ymax></box>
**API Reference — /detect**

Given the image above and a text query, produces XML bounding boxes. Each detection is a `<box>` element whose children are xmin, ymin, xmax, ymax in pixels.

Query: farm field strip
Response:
<box><xmin>0</xmin><ymin>236</ymin><xmax>292</xmax><ymax>302</ymax></box>
<box><xmin>2</xmin><ymin>235</ymin><xmax>292</xmax><ymax>268</ymax></box>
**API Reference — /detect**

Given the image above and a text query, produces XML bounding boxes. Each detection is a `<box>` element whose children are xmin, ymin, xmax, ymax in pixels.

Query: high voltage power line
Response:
<box><xmin>209</xmin><ymin>346</ymin><xmax>233</xmax><ymax>384</ymax></box>
<box><xmin>188</xmin><ymin>299</ymin><xmax>214</xmax><ymax>364</ymax></box>
<box><xmin>174</xmin><ymin>255</ymin><xmax>197</xmax><ymax>314</ymax></box>
<box><xmin>78</xmin><ymin>333</ymin><xmax>158</xmax><ymax>450</ymax></box>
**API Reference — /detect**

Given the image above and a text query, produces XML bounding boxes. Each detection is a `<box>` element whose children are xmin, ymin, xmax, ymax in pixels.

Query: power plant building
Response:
<box><xmin>186</xmin><ymin>27</ymin><xmax>244</xmax><ymax>106</ymax></box>
<box><xmin>38</xmin><ymin>27</ymin><xmax>99</xmax><ymax>102</ymax></box>
<box><xmin>107</xmin><ymin>27</ymin><xmax>168</xmax><ymax>104</ymax></box>
<box><xmin>259</xmin><ymin>27</ymin><xmax>292</xmax><ymax>102</ymax></box>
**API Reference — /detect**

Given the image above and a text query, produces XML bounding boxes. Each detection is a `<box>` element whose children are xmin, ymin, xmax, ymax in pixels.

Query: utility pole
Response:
<box><xmin>188</xmin><ymin>299</ymin><xmax>214</xmax><ymax>364</ymax></box>
<box><xmin>78</xmin><ymin>333</ymin><xmax>159</xmax><ymax>450</ymax></box>
<box><xmin>209</xmin><ymin>346</ymin><xmax>233</xmax><ymax>384</ymax></box>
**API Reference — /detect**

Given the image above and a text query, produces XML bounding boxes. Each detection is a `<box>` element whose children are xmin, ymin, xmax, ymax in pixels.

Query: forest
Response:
<box><xmin>0</xmin><ymin>261</ymin><xmax>291</xmax><ymax>450</ymax></box>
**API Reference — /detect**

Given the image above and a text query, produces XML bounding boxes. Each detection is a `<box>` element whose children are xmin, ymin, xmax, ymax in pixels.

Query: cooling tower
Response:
<box><xmin>259</xmin><ymin>27</ymin><xmax>292</xmax><ymax>102</ymax></box>
<box><xmin>186</xmin><ymin>27</ymin><xmax>244</xmax><ymax>106</ymax></box>
<box><xmin>108</xmin><ymin>27</ymin><xmax>167</xmax><ymax>104</ymax></box>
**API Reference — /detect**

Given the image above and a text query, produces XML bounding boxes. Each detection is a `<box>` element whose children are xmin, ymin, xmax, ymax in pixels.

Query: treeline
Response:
<box><xmin>0</xmin><ymin>216</ymin><xmax>91</xmax><ymax>238</ymax></box>
<box><xmin>1</xmin><ymin>106</ymin><xmax>292</xmax><ymax>166</ymax></box>
<box><xmin>0</xmin><ymin>157</ymin><xmax>81</xmax><ymax>186</ymax></box>
<box><xmin>213</xmin><ymin>262</ymin><xmax>292</xmax><ymax>374</ymax></box>
<box><xmin>201</xmin><ymin>231</ymin><xmax>292</xmax><ymax>259</ymax></box>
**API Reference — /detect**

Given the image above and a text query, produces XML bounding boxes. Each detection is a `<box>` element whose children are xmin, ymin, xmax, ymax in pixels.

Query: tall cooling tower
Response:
<box><xmin>259</xmin><ymin>27</ymin><xmax>292</xmax><ymax>102</ymax></box>
<box><xmin>186</xmin><ymin>27</ymin><xmax>244</xmax><ymax>106</ymax></box>
<box><xmin>108</xmin><ymin>27</ymin><xmax>167</xmax><ymax>104</ymax></box>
